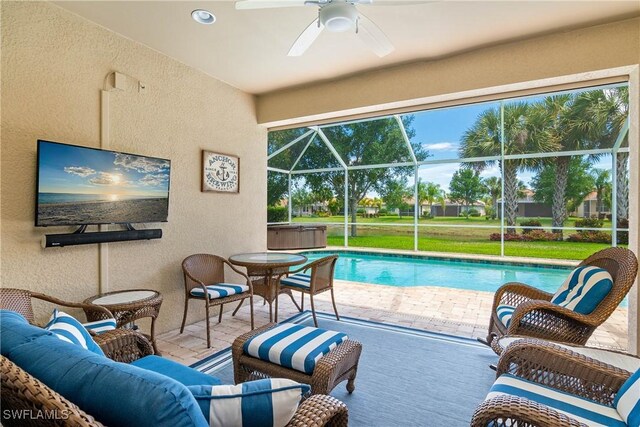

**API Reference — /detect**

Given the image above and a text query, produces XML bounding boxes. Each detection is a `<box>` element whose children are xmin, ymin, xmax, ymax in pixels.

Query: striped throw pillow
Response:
<box><xmin>615</xmin><ymin>368</ymin><xmax>640</xmax><ymax>427</ymax></box>
<box><xmin>188</xmin><ymin>379</ymin><xmax>310</xmax><ymax>427</ymax></box>
<box><xmin>45</xmin><ymin>309</ymin><xmax>105</xmax><ymax>356</ymax></box>
<box><xmin>82</xmin><ymin>318</ymin><xmax>117</xmax><ymax>334</ymax></box>
<box><xmin>496</xmin><ymin>304</ymin><xmax>516</xmax><ymax>328</ymax></box>
<box><xmin>551</xmin><ymin>266</ymin><xmax>613</xmax><ymax>315</ymax></box>
<box><xmin>243</xmin><ymin>323</ymin><xmax>348</xmax><ymax>375</ymax></box>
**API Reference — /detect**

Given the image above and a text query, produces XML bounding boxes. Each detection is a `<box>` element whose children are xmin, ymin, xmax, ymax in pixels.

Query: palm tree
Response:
<box><xmin>483</xmin><ymin>177</ymin><xmax>501</xmax><ymax>219</ymax></box>
<box><xmin>460</xmin><ymin>102</ymin><xmax>555</xmax><ymax>233</ymax></box>
<box><xmin>417</xmin><ymin>181</ymin><xmax>442</xmax><ymax>217</ymax></box>
<box><xmin>590</xmin><ymin>168</ymin><xmax>611</xmax><ymax>217</ymax></box>
<box><xmin>437</xmin><ymin>190</ymin><xmax>447</xmax><ymax>217</ymax></box>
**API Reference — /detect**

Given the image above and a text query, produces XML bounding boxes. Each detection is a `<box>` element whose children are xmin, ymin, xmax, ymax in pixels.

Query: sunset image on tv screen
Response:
<box><xmin>36</xmin><ymin>141</ymin><xmax>170</xmax><ymax>226</ymax></box>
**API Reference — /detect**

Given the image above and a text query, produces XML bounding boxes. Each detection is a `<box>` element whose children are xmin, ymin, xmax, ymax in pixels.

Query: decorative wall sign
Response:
<box><xmin>202</xmin><ymin>150</ymin><xmax>240</xmax><ymax>193</ymax></box>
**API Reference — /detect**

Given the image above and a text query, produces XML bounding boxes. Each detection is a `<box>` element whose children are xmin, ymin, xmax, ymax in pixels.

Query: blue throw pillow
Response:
<box><xmin>614</xmin><ymin>368</ymin><xmax>640</xmax><ymax>426</ymax></box>
<box><xmin>188</xmin><ymin>378</ymin><xmax>310</xmax><ymax>427</ymax></box>
<box><xmin>45</xmin><ymin>309</ymin><xmax>104</xmax><ymax>356</ymax></box>
<box><xmin>551</xmin><ymin>266</ymin><xmax>613</xmax><ymax>314</ymax></box>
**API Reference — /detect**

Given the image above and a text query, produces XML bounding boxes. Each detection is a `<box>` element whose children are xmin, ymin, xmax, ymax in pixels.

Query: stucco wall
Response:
<box><xmin>256</xmin><ymin>17</ymin><xmax>640</xmax><ymax>126</ymax></box>
<box><xmin>0</xmin><ymin>1</ymin><xmax>267</xmax><ymax>333</ymax></box>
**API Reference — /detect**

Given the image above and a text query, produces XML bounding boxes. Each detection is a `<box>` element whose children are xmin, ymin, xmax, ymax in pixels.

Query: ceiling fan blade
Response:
<box><xmin>288</xmin><ymin>18</ymin><xmax>324</xmax><ymax>56</ymax></box>
<box><xmin>235</xmin><ymin>0</ymin><xmax>308</xmax><ymax>10</ymax></box>
<box><xmin>356</xmin><ymin>13</ymin><xmax>394</xmax><ymax>57</ymax></box>
<box><xmin>354</xmin><ymin>0</ymin><xmax>434</xmax><ymax>5</ymax></box>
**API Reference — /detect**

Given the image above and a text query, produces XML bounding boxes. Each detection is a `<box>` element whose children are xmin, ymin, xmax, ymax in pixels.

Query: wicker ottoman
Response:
<box><xmin>232</xmin><ymin>323</ymin><xmax>362</xmax><ymax>396</ymax></box>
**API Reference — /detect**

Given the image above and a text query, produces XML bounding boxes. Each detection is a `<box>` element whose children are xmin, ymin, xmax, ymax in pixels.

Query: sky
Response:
<box><xmin>38</xmin><ymin>142</ymin><xmax>170</xmax><ymax>197</ymax></box>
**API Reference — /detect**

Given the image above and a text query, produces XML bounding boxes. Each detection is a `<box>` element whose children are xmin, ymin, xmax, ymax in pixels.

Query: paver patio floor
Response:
<box><xmin>157</xmin><ymin>279</ymin><xmax>628</xmax><ymax>365</ymax></box>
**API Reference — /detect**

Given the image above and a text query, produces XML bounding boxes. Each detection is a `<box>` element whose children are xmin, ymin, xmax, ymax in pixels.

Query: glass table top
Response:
<box><xmin>92</xmin><ymin>290</ymin><xmax>157</xmax><ymax>305</ymax></box>
<box><xmin>229</xmin><ymin>252</ymin><xmax>307</xmax><ymax>266</ymax></box>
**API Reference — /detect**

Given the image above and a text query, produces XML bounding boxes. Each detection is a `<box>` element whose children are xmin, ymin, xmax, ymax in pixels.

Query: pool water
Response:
<box><xmin>302</xmin><ymin>251</ymin><xmax>573</xmax><ymax>294</ymax></box>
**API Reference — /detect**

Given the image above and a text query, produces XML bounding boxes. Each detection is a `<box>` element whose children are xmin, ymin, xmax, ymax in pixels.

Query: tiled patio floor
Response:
<box><xmin>157</xmin><ymin>280</ymin><xmax>629</xmax><ymax>365</ymax></box>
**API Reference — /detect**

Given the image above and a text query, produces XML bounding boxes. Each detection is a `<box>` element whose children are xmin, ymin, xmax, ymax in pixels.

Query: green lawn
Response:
<box><xmin>290</xmin><ymin>215</ymin><xmax>617</xmax><ymax>261</ymax></box>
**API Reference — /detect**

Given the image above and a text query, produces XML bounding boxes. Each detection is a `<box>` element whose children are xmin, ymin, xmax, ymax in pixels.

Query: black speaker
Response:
<box><xmin>42</xmin><ymin>229</ymin><xmax>162</xmax><ymax>248</ymax></box>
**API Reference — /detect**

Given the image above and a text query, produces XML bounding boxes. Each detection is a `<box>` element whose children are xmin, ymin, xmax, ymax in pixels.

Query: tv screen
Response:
<box><xmin>36</xmin><ymin>140</ymin><xmax>171</xmax><ymax>226</ymax></box>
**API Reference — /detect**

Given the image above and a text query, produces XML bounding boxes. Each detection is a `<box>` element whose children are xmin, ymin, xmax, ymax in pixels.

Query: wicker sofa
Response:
<box><xmin>0</xmin><ymin>310</ymin><xmax>348</xmax><ymax>427</ymax></box>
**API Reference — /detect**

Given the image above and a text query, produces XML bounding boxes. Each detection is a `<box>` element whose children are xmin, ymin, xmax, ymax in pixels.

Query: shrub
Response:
<box><xmin>489</xmin><ymin>233</ymin><xmax>532</xmax><ymax>242</ymax></box>
<box><xmin>317</xmin><ymin>211</ymin><xmax>331</xmax><ymax>218</ymax></box>
<box><xmin>421</xmin><ymin>212</ymin><xmax>433</xmax><ymax>219</ymax></box>
<box><xmin>378</xmin><ymin>208</ymin><xmax>388</xmax><ymax>215</ymax></box>
<box><xmin>617</xmin><ymin>218</ymin><xmax>629</xmax><ymax>245</ymax></box>
<box><xmin>356</xmin><ymin>208</ymin><xmax>365</xmax><ymax>215</ymax></box>
<box><xmin>574</xmin><ymin>217</ymin><xmax>604</xmax><ymax>229</ymax></box>
<box><xmin>526</xmin><ymin>230</ymin><xmax>559</xmax><ymax>241</ymax></box>
<box><xmin>467</xmin><ymin>208</ymin><xmax>481</xmax><ymax>217</ymax></box>
<box><xmin>267</xmin><ymin>206</ymin><xmax>287</xmax><ymax>223</ymax></box>
<box><xmin>520</xmin><ymin>219</ymin><xmax>542</xmax><ymax>234</ymax></box>
<box><xmin>567</xmin><ymin>231</ymin><xmax>611</xmax><ymax>243</ymax></box>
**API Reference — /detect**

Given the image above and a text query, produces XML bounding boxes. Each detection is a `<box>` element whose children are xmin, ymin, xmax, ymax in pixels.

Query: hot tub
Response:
<box><xmin>267</xmin><ymin>225</ymin><xmax>327</xmax><ymax>250</ymax></box>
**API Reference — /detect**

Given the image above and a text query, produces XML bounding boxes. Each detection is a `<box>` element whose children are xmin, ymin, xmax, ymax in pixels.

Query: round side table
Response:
<box><xmin>84</xmin><ymin>289</ymin><xmax>163</xmax><ymax>354</ymax></box>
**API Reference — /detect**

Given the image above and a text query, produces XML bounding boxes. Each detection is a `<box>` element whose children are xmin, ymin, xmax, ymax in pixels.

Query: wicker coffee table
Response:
<box><xmin>84</xmin><ymin>289</ymin><xmax>163</xmax><ymax>354</ymax></box>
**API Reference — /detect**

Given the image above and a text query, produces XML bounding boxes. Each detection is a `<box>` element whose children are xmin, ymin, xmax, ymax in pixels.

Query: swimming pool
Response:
<box><xmin>301</xmin><ymin>251</ymin><xmax>573</xmax><ymax>294</ymax></box>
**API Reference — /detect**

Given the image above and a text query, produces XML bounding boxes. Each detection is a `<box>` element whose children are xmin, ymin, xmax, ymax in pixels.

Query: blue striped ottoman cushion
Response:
<box><xmin>496</xmin><ymin>304</ymin><xmax>516</xmax><ymax>328</ymax></box>
<box><xmin>45</xmin><ymin>309</ymin><xmax>105</xmax><ymax>356</ymax></box>
<box><xmin>191</xmin><ymin>283</ymin><xmax>249</xmax><ymax>299</ymax></box>
<box><xmin>243</xmin><ymin>323</ymin><xmax>348</xmax><ymax>375</ymax></box>
<box><xmin>551</xmin><ymin>266</ymin><xmax>613</xmax><ymax>315</ymax></box>
<box><xmin>614</xmin><ymin>368</ymin><xmax>640</xmax><ymax>426</ymax></box>
<box><xmin>188</xmin><ymin>378</ymin><xmax>309</xmax><ymax>427</ymax></box>
<box><xmin>487</xmin><ymin>374</ymin><xmax>626</xmax><ymax>427</ymax></box>
<box><xmin>82</xmin><ymin>317</ymin><xmax>117</xmax><ymax>334</ymax></box>
<box><xmin>280</xmin><ymin>274</ymin><xmax>311</xmax><ymax>290</ymax></box>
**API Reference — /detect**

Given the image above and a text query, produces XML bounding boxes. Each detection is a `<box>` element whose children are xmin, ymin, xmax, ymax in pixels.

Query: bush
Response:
<box><xmin>567</xmin><ymin>231</ymin><xmax>611</xmax><ymax>243</ymax></box>
<box><xmin>356</xmin><ymin>208</ymin><xmax>365</xmax><ymax>215</ymax></box>
<box><xmin>421</xmin><ymin>212</ymin><xmax>433</xmax><ymax>219</ymax></box>
<box><xmin>574</xmin><ymin>217</ymin><xmax>604</xmax><ymax>229</ymax></box>
<box><xmin>378</xmin><ymin>208</ymin><xmax>388</xmax><ymax>215</ymax></box>
<box><xmin>526</xmin><ymin>230</ymin><xmax>559</xmax><ymax>241</ymax></box>
<box><xmin>317</xmin><ymin>211</ymin><xmax>331</xmax><ymax>217</ymax></box>
<box><xmin>267</xmin><ymin>206</ymin><xmax>287</xmax><ymax>223</ymax></box>
<box><xmin>489</xmin><ymin>233</ymin><xmax>532</xmax><ymax>242</ymax></box>
<box><xmin>617</xmin><ymin>218</ymin><xmax>629</xmax><ymax>245</ymax></box>
<box><xmin>467</xmin><ymin>208</ymin><xmax>481</xmax><ymax>217</ymax></box>
<box><xmin>520</xmin><ymin>219</ymin><xmax>542</xmax><ymax>234</ymax></box>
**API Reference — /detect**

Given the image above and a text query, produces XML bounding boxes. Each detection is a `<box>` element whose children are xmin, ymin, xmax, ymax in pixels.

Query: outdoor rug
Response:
<box><xmin>191</xmin><ymin>311</ymin><xmax>498</xmax><ymax>426</ymax></box>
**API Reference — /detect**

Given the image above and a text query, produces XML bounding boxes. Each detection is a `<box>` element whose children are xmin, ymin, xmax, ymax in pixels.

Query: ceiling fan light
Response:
<box><xmin>320</xmin><ymin>3</ymin><xmax>357</xmax><ymax>32</ymax></box>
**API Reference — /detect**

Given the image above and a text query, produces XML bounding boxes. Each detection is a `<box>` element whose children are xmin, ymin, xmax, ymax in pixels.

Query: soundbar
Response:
<box><xmin>42</xmin><ymin>229</ymin><xmax>162</xmax><ymax>248</ymax></box>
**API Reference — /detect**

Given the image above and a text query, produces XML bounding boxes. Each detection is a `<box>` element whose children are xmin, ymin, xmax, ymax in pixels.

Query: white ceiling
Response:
<box><xmin>55</xmin><ymin>1</ymin><xmax>639</xmax><ymax>95</ymax></box>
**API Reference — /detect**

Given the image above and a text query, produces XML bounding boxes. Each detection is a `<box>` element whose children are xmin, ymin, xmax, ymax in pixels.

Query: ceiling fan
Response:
<box><xmin>235</xmin><ymin>0</ymin><xmax>429</xmax><ymax>57</ymax></box>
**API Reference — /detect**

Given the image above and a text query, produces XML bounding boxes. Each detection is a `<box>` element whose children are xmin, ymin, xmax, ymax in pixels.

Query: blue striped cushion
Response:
<box><xmin>190</xmin><ymin>283</ymin><xmax>249</xmax><ymax>299</ymax></box>
<box><xmin>45</xmin><ymin>309</ymin><xmax>104</xmax><ymax>356</ymax></box>
<box><xmin>551</xmin><ymin>266</ymin><xmax>613</xmax><ymax>314</ymax></box>
<box><xmin>82</xmin><ymin>317</ymin><xmax>117</xmax><ymax>334</ymax></box>
<box><xmin>280</xmin><ymin>274</ymin><xmax>311</xmax><ymax>290</ymax></box>
<box><xmin>188</xmin><ymin>378</ymin><xmax>309</xmax><ymax>427</ymax></box>
<box><xmin>496</xmin><ymin>304</ymin><xmax>516</xmax><ymax>328</ymax></box>
<box><xmin>243</xmin><ymin>323</ymin><xmax>348</xmax><ymax>375</ymax></box>
<box><xmin>614</xmin><ymin>368</ymin><xmax>640</xmax><ymax>426</ymax></box>
<box><xmin>487</xmin><ymin>374</ymin><xmax>625</xmax><ymax>427</ymax></box>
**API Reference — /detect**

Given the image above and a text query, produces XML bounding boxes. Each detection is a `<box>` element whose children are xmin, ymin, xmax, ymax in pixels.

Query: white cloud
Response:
<box><xmin>64</xmin><ymin>166</ymin><xmax>96</xmax><ymax>177</ymax></box>
<box><xmin>114</xmin><ymin>153</ymin><xmax>169</xmax><ymax>173</ymax></box>
<box><xmin>139</xmin><ymin>173</ymin><xmax>169</xmax><ymax>187</ymax></box>
<box><xmin>89</xmin><ymin>172</ymin><xmax>122</xmax><ymax>185</ymax></box>
<box><xmin>423</xmin><ymin>142</ymin><xmax>458</xmax><ymax>151</ymax></box>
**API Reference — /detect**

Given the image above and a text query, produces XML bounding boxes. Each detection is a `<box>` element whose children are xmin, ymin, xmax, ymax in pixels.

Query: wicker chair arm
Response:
<box><xmin>507</xmin><ymin>299</ymin><xmax>594</xmax><ymax>334</ymax></box>
<box><xmin>471</xmin><ymin>395</ymin><xmax>586</xmax><ymax>427</ymax></box>
<box><xmin>94</xmin><ymin>329</ymin><xmax>154</xmax><ymax>363</ymax></box>
<box><xmin>287</xmin><ymin>394</ymin><xmax>348</xmax><ymax>427</ymax></box>
<box><xmin>30</xmin><ymin>292</ymin><xmax>114</xmax><ymax>320</ymax></box>
<box><xmin>496</xmin><ymin>339</ymin><xmax>629</xmax><ymax>404</ymax></box>
<box><xmin>492</xmin><ymin>282</ymin><xmax>554</xmax><ymax>310</ymax></box>
<box><xmin>222</xmin><ymin>259</ymin><xmax>254</xmax><ymax>292</ymax></box>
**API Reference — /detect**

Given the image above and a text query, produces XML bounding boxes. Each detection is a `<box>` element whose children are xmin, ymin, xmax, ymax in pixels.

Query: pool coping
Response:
<box><xmin>294</xmin><ymin>246</ymin><xmax>578</xmax><ymax>269</ymax></box>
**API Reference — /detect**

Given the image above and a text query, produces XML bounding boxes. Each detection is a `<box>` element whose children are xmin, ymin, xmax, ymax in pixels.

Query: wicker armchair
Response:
<box><xmin>181</xmin><ymin>254</ymin><xmax>255</xmax><ymax>348</ymax></box>
<box><xmin>0</xmin><ymin>288</ymin><xmax>113</xmax><ymax>325</ymax></box>
<box><xmin>1</xmin><ymin>329</ymin><xmax>348</xmax><ymax>427</ymax></box>
<box><xmin>471</xmin><ymin>338</ymin><xmax>635</xmax><ymax>427</ymax></box>
<box><xmin>484</xmin><ymin>247</ymin><xmax>638</xmax><ymax>352</ymax></box>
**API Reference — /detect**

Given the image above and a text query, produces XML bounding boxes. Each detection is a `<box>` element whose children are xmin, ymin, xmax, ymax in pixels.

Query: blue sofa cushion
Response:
<box><xmin>45</xmin><ymin>309</ymin><xmax>104</xmax><ymax>356</ymax></box>
<box><xmin>188</xmin><ymin>378</ymin><xmax>310</xmax><ymax>427</ymax></box>
<box><xmin>243</xmin><ymin>323</ymin><xmax>348</xmax><ymax>374</ymax></box>
<box><xmin>132</xmin><ymin>355</ymin><xmax>222</xmax><ymax>387</ymax></box>
<box><xmin>1</xmin><ymin>312</ymin><xmax>207</xmax><ymax>427</ymax></box>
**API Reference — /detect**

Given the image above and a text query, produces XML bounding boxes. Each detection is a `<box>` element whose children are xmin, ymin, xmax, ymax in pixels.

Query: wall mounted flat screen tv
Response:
<box><xmin>36</xmin><ymin>140</ymin><xmax>171</xmax><ymax>226</ymax></box>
